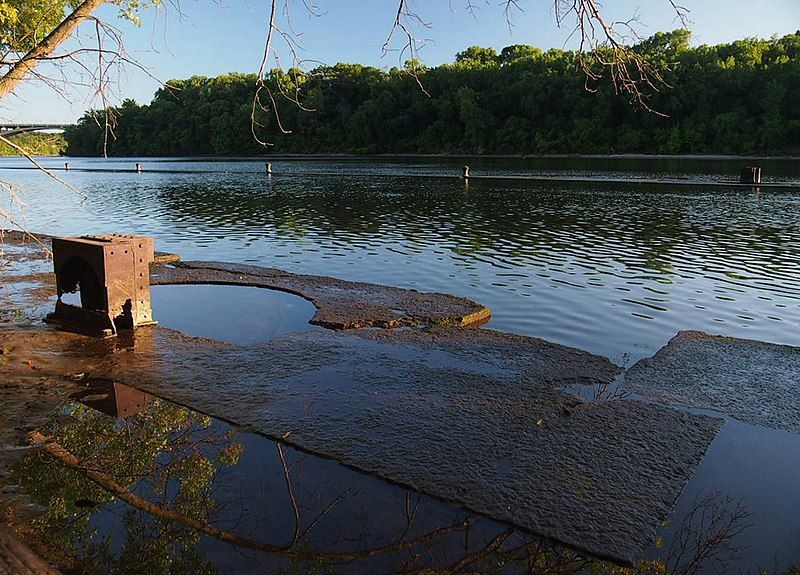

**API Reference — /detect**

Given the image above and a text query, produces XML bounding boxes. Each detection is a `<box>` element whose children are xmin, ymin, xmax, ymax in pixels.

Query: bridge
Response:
<box><xmin>0</xmin><ymin>124</ymin><xmax>72</xmax><ymax>137</ymax></box>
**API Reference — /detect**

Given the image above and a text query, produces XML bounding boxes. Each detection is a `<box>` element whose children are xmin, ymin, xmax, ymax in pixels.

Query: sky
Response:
<box><xmin>4</xmin><ymin>0</ymin><xmax>800</xmax><ymax>123</ymax></box>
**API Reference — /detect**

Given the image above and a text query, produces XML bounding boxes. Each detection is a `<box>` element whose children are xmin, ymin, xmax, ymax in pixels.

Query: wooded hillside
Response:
<box><xmin>64</xmin><ymin>31</ymin><xmax>800</xmax><ymax>156</ymax></box>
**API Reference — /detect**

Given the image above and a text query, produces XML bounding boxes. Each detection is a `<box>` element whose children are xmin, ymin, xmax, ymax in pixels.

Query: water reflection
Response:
<box><xmin>3</xmin><ymin>158</ymin><xmax>800</xmax><ymax>362</ymax></box>
<box><xmin>150</xmin><ymin>284</ymin><xmax>323</xmax><ymax>345</ymax></box>
<box><xmin>148</xmin><ymin>176</ymin><xmax>800</xmax><ymax>360</ymax></box>
<box><xmin>3</xmin><ymin>380</ymin><xmax>773</xmax><ymax>575</ymax></box>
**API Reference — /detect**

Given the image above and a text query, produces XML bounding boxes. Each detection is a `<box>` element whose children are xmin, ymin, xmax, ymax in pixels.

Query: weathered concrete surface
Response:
<box><xmin>77</xmin><ymin>325</ymin><xmax>721</xmax><ymax>565</ymax></box>
<box><xmin>625</xmin><ymin>330</ymin><xmax>800</xmax><ymax>433</ymax></box>
<box><xmin>1</xmin><ymin>236</ymin><xmax>723</xmax><ymax>564</ymax></box>
<box><xmin>0</xmin><ymin>325</ymin><xmax>722</xmax><ymax>565</ymax></box>
<box><xmin>150</xmin><ymin>261</ymin><xmax>491</xmax><ymax>329</ymax></box>
<box><xmin>2</xmin><ymin>231</ymin><xmax>490</xmax><ymax>329</ymax></box>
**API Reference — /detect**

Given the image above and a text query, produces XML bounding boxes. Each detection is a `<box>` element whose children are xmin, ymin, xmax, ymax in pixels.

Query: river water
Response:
<box><xmin>2</xmin><ymin>156</ymin><xmax>800</xmax><ymax>573</ymax></box>
<box><xmin>3</xmin><ymin>156</ymin><xmax>800</xmax><ymax>364</ymax></box>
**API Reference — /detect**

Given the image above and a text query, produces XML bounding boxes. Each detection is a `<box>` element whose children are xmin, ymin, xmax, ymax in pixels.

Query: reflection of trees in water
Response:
<box><xmin>665</xmin><ymin>493</ymin><xmax>751</xmax><ymax>575</ymax></box>
<box><xmin>7</xmin><ymin>384</ymin><xmax>762</xmax><ymax>575</ymax></box>
<box><xmin>152</xmin><ymin>178</ymin><xmax>800</xmax><ymax>283</ymax></box>
<box><xmin>12</xmin><ymin>393</ymin><xmax>227</xmax><ymax>574</ymax></box>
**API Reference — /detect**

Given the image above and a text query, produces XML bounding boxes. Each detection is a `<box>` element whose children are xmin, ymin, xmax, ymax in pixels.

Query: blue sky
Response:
<box><xmin>4</xmin><ymin>0</ymin><xmax>800</xmax><ymax>123</ymax></box>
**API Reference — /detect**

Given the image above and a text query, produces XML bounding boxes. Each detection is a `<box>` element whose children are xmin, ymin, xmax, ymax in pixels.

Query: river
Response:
<box><xmin>2</xmin><ymin>155</ymin><xmax>799</xmax><ymax>573</ymax></box>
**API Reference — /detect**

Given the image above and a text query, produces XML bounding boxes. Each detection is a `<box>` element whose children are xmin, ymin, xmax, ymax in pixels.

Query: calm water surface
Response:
<box><xmin>3</xmin><ymin>156</ymin><xmax>799</xmax><ymax>364</ymax></box>
<box><xmin>2</xmin><ymin>156</ymin><xmax>800</xmax><ymax>573</ymax></box>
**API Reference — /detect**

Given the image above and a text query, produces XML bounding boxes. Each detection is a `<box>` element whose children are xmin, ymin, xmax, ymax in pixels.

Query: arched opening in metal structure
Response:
<box><xmin>58</xmin><ymin>256</ymin><xmax>104</xmax><ymax>311</ymax></box>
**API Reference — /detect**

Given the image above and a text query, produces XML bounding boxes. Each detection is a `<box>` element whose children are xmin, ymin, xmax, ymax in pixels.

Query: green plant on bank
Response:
<box><xmin>62</xmin><ymin>30</ymin><xmax>800</xmax><ymax>157</ymax></box>
<box><xmin>0</xmin><ymin>133</ymin><xmax>65</xmax><ymax>156</ymax></box>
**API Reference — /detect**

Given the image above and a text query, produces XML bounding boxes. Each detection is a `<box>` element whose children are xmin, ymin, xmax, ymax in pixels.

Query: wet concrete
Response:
<box><xmin>625</xmin><ymin>331</ymin><xmax>800</xmax><ymax>433</ymax></box>
<box><xmin>150</xmin><ymin>260</ymin><xmax>492</xmax><ymax>329</ymax></box>
<box><xmin>5</xmin><ymin>380</ymin><xmax>616</xmax><ymax>575</ymax></box>
<box><xmin>651</xmin><ymin>416</ymin><xmax>800</xmax><ymax>572</ymax></box>
<box><xmin>74</xmin><ymin>325</ymin><xmax>722</xmax><ymax>565</ymax></box>
<box><xmin>0</xmin><ymin>234</ymin><xmax>724</xmax><ymax>565</ymax></box>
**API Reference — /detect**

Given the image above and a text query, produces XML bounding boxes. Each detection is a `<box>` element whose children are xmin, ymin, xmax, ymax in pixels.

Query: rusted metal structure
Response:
<box><xmin>45</xmin><ymin>234</ymin><xmax>156</xmax><ymax>337</ymax></box>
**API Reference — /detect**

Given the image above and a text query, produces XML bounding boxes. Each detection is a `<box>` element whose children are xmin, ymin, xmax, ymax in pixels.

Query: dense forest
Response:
<box><xmin>1</xmin><ymin>132</ymin><xmax>65</xmax><ymax>156</ymax></box>
<box><xmin>64</xmin><ymin>30</ymin><xmax>800</xmax><ymax>156</ymax></box>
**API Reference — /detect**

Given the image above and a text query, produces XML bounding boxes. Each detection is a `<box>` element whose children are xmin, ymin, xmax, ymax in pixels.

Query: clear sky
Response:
<box><xmin>4</xmin><ymin>0</ymin><xmax>800</xmax><ymax>123</ymax></box>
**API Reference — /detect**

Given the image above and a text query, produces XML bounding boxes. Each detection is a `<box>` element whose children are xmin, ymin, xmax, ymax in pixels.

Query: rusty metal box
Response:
<box><xmin>46</xmin><ymin>234</ymin><xmax>156</xmax><ymax>337</ymax></box>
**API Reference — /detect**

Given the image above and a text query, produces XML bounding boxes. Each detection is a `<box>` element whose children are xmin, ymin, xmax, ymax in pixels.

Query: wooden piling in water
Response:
<box><xmin>135</xmin><ymin>163</ymin><xmax>142</xmax><ymax>173</ymax></box>
<box><xmin>462</xmin><ymin>165</ymin><xmax>470</xmax><ymax>179</ymax></box>
<box><xmin>740</xmin><ymin>166</ymin><xmax>762</xmax><ymax>184</ymax></box>
<box><xmin>266</xmin><ymin>162</ymin><xmax>273</xmax><ymax>176</ymax></box>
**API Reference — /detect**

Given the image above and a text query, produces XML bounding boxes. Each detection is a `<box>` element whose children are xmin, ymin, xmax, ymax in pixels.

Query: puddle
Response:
<box><xmin>150</xmin><ymin>284</ymin><xmax>323</xmax><ymax>345</ymax></box>
<box><xmin>4</xmin><ymin>380</ymin><xmax>588</xmax><ymax>574</ymax></box>
<box><xmin>2</xmin><ymin>380</ymin><xmax>781</xmax><ymax>575</ymax></box>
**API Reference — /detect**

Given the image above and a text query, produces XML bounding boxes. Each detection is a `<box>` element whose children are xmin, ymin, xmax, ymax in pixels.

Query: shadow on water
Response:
<box><xmin>150</xmin><ymin>284</ymin><xmax>323</xmax><ymax>345</ymax></box>
<box><xmin>3</xmin><ymin>379</ymin><xmax>786</xmax><ymax>575</ymax></box>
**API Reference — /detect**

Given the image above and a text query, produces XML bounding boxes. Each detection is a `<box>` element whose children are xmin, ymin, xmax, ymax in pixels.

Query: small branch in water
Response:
<box><xmin>27</xmin><ymin>431</ymin><xmax>469</xmax><ymax>563</ymax></box>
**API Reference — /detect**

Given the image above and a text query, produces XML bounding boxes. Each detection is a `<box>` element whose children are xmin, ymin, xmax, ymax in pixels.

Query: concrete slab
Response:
<box><xmin>2</xmin><ymin>231</ymin><xmax>490</xmax><ymax>329</ymax></box>
<box><xmin>624</xmin><ymin>330</ymin><xmax>800</xmax><ymax>433</ymax></box>
<box><xmin>94</xmin><ymin>325</ymin><xmax>721</xmax><ymax>565</ymax></box>
<box><xmin>0</xmin><ymin>237</ymin><xmax>723</xmax><ymax>564</ymax></box>
<box><xmin>150</xmin><ymin>261</ymin><xmax>491</xmax><ymax>329</ymax></box>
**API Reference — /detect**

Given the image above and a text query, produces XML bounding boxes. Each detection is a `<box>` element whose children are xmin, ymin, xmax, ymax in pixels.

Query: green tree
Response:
<box><xmin>63</xmin><ymin>31</ymin><xmax>800</xmax><ymax>157</ymax></box>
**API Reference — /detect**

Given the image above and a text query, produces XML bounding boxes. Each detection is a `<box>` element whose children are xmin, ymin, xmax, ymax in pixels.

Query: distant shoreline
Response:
<box><xmin>261</xmin><ymin>153</ymin><xmax>800</xmax><ymax>161</ymax></box>
<box><xmin>17</xmin><ymin>153</ymin><xmax>800</xmax><ymax>161</ymax></box>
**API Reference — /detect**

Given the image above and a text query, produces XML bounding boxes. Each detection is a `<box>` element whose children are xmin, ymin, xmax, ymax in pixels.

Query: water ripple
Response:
<box><xmin>4</xmin><ymin>157</ymin><xmax>799</xmax><ymax>363</ymax></box>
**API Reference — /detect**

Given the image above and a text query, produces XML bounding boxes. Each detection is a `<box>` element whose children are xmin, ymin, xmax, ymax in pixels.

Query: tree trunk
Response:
<box><xmin>0</xmin><ymin>0</ymin><xmax>108</xmax><ymax>100</ymax></box>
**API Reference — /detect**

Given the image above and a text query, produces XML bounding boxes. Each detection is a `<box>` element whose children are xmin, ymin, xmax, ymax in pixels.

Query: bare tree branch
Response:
<box><xmin>0</xmin><ymin>0</ymin><xmax>108</xmax><ymax>100</ymax></box>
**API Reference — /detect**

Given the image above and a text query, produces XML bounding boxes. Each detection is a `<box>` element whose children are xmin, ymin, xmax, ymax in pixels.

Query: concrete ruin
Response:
<box><xmin>0</xmin><ymin>233</ymin><xmax>727</xmax><ymax>565</ymax></box>
<box><xmin>95</xmin><ymin>326</ymin><xmax>722</xmax><ymax>564</ymax></box>
<box><xmin>149</xmin><ymin>260</ymin><xmax>492</xmax><ymax>329</ymax></box>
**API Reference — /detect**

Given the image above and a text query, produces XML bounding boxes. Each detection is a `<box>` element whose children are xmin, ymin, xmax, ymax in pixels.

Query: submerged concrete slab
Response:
<box><xmin>2</xmin><ymin>231</ymin><xmax>489</xmax><ymax>329</ymax></box>
<box><xmin>150</xmin><ymin>261</ymin><xmax>491</xmax><ymax>329</ymax></box>
<box><xmin>1</xmin><ymin>237</ymin><xmax>722</xmax><ymax>563</ymax></box>
<box><xmin>625</xmin><ymin>330</ymin><xmax>800</xmax><ymax>433</ymax></box>
<box><xmin>88</xmin><ymin>325</ymin><xmax>721</xmax><ymax>565</ymax></box>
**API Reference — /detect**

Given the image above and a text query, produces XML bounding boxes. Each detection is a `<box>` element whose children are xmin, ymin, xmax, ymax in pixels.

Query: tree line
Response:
<box><xmin>63</xmin><ymin>30</ymin><xmax>800</xmax><ymax>157</ymax></box>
